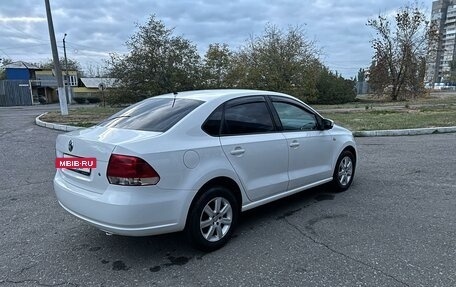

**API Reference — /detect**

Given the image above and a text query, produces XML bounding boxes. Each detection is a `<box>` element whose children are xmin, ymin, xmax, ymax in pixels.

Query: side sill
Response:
<box><xmin>241</xmin><ymin>178</ymin><xmax>333</xmax><ymax>212</ymax></box>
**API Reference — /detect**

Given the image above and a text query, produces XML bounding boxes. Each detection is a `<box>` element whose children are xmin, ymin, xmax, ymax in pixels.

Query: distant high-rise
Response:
<box><xmin>427</xmin><ymin>0</ymin><xmax>456</xmax><ymax>84</ymax></box>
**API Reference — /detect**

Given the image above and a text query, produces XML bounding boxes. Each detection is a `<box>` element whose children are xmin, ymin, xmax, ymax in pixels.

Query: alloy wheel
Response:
<box><xmin>338</xmin><ymin>156</ymin><xmax>353</xmax><ymax>187</ymax></box>
<box><xmin>199</xmin><ymin>197</ymin><xmax>233</xmax><ymax>242</ymax></box>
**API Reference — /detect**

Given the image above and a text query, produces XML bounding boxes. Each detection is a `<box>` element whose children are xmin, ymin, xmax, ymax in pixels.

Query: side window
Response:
<box><xmin>272</xmin><ymin>101</ymin><xmax>318</xmax><ymax>131</ymax></box>
<box><xmin>202</xmin><ymin>106</ymin><xmax>223</xmax><ymax>136</ymax></box>
<box><xmin>222</xmin><ymin>101</ymin><xmax>274</xmax><ymax>135</ymax></box>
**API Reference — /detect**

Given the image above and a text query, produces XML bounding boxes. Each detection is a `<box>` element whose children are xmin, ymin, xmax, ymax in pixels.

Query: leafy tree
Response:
<box><xmin>106</xmin><ymin>16</ymin><xmax>356</xmax><ymax>105</ymax></box>
<box><xmin>368</xmin><ymin>57</ymin><xmax>390</xmax><ymax>96</ymax></box>
<box><xmin>108</xmin><ymin>15</ymin><xmax>202</xmax><ymax>104</ymax></box>
<box><xmin>315</xmin><ymin>67</ymin><xmax>356</xmax><ymax>104</ymax></box>
<box><xmin>225</xmin><ymin>24</ymin><xmax>321</xmax><ymax>102</ymax></box>
<box><xmin>201</xmin><ymin>43</ymin><xmax>232</xmax><ymax>89</ymax></box>
<box><xmin>367</xmin><ymin>3</ymin><xmax>438</xmax><ymax>100</ymax></box>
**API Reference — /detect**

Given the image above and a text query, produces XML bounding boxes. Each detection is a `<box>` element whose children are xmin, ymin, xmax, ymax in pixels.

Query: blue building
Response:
<box><xmin>4</xmin><ymin>61</ymin><xmax>39</xmax><ymax>80</ymax></box>
<box><xmin>0</xmin><ymin>61</ymin><xmax>39</xmax><ymax>106</ymax></box>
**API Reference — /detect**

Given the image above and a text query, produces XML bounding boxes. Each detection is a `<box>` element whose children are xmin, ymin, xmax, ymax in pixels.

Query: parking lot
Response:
<box><xmin>0</xmin><ymin>106</ymin><xmax>455</xmax><ymax>287</ymax></box>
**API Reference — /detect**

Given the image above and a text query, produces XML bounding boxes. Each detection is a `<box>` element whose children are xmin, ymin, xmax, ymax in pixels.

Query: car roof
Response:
<box><xmin>155</xmin><ymin>89</ymin><xmax>291</xmax><ymax>102</ymax></box>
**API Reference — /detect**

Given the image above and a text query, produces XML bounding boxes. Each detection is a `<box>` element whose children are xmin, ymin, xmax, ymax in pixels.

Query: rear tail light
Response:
<box><xmin>107</xmin><ymin>154</ymin><xmax>160</xmax><ymax>186</ymax></box>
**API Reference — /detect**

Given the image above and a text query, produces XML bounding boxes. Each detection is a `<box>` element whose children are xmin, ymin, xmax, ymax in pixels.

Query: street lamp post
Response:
<box><xmin>63</xmin><ymin>33</ymin><xmax>71</xmax><ymax>105</ymax></box>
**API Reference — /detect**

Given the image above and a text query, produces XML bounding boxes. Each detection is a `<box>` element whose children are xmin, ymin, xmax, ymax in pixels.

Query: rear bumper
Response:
<box><xmin>54</xmin><ymin>172</ymin><xmax>197</xmax><ymax>236</ymax></box>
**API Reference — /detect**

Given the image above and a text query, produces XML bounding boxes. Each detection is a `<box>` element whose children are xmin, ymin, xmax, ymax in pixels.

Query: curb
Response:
<box><xmin>35</xmin><ymin>113</ymin><xmax>456</xmax><ymax>137</ymax></box>
<box><xmin>352</xmin><ymin>126</ymin><xmax>456</xmax><ymax>137</ymax></box>
<box><xmin>35</xmin><ymin>112</ymin><xmax>83</xmax><ymax>132</ymax></box>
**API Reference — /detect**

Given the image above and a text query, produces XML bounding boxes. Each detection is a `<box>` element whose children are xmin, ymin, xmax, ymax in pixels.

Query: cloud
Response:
<box><xmin>0</xmin><ymin>0</ymin><xmax>431</xmax><ymax>77</ymax></box>
<box><xmin>0</xmin><ymin>17</ymin><xmax>45</xmax><ymax>23</ymax></box>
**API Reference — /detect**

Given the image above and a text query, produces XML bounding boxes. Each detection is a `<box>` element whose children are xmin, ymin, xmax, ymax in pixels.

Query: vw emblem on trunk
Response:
<box><xmin>68</xmin><ymin>140</ymin><xmax>74</xmax><ymax>152</ymax></box>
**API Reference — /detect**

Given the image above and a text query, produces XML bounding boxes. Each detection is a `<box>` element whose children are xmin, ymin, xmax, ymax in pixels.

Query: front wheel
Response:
<box><xmin>186</xmin><ymin>186</ymin><xmax>239</xmax><ymax>252</ymax></box>
<box><xmin>331</xmin><ymin>150</ymin><xmax>355</xmax><ymax>192</ymax></box>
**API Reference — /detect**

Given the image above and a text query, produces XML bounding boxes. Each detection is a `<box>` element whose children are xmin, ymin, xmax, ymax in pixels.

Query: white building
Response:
<box><xmin>427</xmin><ymin>0</ymin><xmax>456</xmax><ymax>85</ymax></box>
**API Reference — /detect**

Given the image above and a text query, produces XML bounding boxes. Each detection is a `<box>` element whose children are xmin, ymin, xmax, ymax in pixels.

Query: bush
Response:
<box><xmin>73</xmin><ymin>97</ymin><xmax>87</xmax><ymax>104</ymax></box>
<box><xmin>106</xmin><ymin>89</ymin><xmax>148</xmax><ymax>106</ymax></box>
<box><xmin>87</xmin><ymin>98</ymin><xmax>101</xmax><ymax>104</ymax></box>
<box><xmin>313</xmin><ymin>69</ymin><xmax>356</xmax><ymax>104</ymax></box>
<box><xmin>73</xmin><ymin>97</ymin><xmax>100</xmax><ymax>104</ymax></box>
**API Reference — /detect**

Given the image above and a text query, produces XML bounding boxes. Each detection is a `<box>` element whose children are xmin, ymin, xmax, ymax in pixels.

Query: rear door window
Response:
<box><xmin>98</xmin><ymin>98</ymin><xmax>203</xmax><ymax>132</ymax></box>
<box><xmin>222</xmin><ymin>97</ymin><xmax>275</xmax><ymax>135</ymax></box>
<box><xmin>202</xmin><ymin>106</ymin><xmax>223</xmax><ymax>136</ymax></box>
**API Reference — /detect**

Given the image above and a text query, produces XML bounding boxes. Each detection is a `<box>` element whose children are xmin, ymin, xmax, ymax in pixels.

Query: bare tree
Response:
<box><xmin>367</xmin><ymin>2</ymin><xmax>438</xmax><ymax>100</ymax></box>
<box><xmin>0</xmin><ymin>58</ymin><xmax>13</xmax><ymax>80</ymax></box>
<box><xmin>83</xmin><ymin>63</ymin><xmax>107</xmax><ymax>77</ymax></box>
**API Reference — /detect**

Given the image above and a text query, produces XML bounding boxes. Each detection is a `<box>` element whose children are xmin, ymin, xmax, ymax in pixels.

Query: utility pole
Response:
<box><xmin>44</xmin><ymin>0</ymin><xmax>68</xmax><ymax>115</ymax></box>
<box><xmin>63</xmin><ymin>33</ymin><xmax>71</xmax><ymax>105</ymax></box>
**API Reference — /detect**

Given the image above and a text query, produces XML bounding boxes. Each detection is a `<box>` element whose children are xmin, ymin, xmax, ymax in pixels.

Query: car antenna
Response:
<box><xmin>172</xmin><ymin>91</ymin><xmax>178</xmax><ymax>107</ymax></box>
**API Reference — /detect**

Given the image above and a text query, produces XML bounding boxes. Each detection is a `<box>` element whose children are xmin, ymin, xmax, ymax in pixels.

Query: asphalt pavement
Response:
<box><xmin>0</xmin><ymin>105</ymin><xmax>455</xmax><ymax>287</ymax></box>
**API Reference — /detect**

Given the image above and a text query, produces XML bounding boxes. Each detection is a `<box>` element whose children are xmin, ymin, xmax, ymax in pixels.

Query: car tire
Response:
<box><xmin>186</xmin><ymin>186</ymin><xmax>239</xmax><ymax>252</ymax></box>
<box><xmin>331</xmin><ymin>150</ymin><xmax>355</xmax><ymax>192</ymax></box>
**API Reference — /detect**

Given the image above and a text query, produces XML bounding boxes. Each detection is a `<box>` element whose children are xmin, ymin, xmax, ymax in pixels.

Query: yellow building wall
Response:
<box><xmin>74</xmin><ymin>87</ymin><xmax>96</xmax><ymax>93</ymax></box>
<box><xmin>35</xmin><ymin>70</ymin><xmax>78</xmax><ymax>76</ymax></box>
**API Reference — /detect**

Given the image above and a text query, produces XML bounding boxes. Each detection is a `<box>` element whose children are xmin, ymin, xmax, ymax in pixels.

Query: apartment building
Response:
<box><xmin>426</xmin><ymin>0</ymin><xmax>456</xmax><ymax>85</ymax></box>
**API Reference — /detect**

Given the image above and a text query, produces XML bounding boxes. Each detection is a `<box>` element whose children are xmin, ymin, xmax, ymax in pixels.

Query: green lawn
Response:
<box><xmin>321</xmin><ymin>107</ymin><xmax>456</xmax><ymax>131</ymax></box>
<box><xmin>40</xmin><ymin>107</ymin><xmax>121</xmax><ymax>127</ymax></box>
<box><xmin>40</xmin><ymin>95</ymin><xmax>456</xmax><ymax>131</ymax></box>
<box><xmin>312</xmin><ymin>93</ymin><xmax>456</xmax><ymax>110</ymax></box>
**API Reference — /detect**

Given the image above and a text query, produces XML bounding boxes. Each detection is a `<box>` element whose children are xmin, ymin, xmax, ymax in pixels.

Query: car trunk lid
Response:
<box><xmin>56</xmin><ymin>126</ymin><xmax>162</xmax><ymax>194</ymax></box>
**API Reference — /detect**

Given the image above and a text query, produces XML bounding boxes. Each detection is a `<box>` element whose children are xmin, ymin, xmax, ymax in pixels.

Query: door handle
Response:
<box><xmin>289</xmin><ymin>141</ymin><xmax>300</xmax><ymax>148</ymax></box>
<box><xmin>230</xmin><ymin>147</ymin><xmax>245</xmax><ymax>156</ymax></box>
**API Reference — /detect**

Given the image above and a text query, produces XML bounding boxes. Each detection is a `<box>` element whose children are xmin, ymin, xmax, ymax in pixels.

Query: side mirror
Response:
<box><xmin>322</xmin><ymin>118</ymin><xmax>334</xmax><ymax>130</ymax></box>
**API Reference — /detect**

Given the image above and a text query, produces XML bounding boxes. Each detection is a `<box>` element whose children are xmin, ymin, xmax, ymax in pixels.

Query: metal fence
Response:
<box><xmin>0</xmin><ymin>80</ymin><xmax>32</xmax><ymax>106</ymax></box>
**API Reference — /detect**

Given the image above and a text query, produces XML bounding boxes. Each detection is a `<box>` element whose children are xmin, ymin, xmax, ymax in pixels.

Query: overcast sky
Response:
<box><xmin>0</xmin><ymin>0</ymin><xmax>431</xmax><ymax>78</ymax></box>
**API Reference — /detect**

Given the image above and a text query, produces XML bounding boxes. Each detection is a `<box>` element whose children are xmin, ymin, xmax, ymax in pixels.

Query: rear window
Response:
<box><xmin>98</xmin><ymin>97</ymin><xmax>203</xmax><ymax>132</ymax></box>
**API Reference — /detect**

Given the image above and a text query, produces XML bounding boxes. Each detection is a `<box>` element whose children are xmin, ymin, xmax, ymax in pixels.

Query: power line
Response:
<box><xmin>0</xmin><ymin>48</ymin><xmax>11</xmax><ymax>58</ymax></box>
<box><xmin>65</xmin><ymin>41</ymin><xmax>98</xmax><ymax>50</ymax></box>
<box><xmin>0</xmin><ymin>43</ymin><xmax>49</xmax><ymax>50</ymax></box>
<box><xmin>0</xmin><ymin>22</ymin><xmax>48</xmax><ymax>44</ymax></box>
<box><xmin>65</xmin><ymin>41</ymin><xmax>126</xmax><ymax>55</ymax></box>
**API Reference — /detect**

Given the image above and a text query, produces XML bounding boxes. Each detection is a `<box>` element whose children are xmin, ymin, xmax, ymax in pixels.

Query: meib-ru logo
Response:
<box><xmin>55</xmin><ymin>157</ymin><xmax>97</xmax><ymax>170</ymax></box>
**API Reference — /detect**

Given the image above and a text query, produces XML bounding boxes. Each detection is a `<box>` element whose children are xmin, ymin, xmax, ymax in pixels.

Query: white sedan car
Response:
<box><xmin>54</xmin><ymin>89</ymin><xmax>357</xmax><ymax>251</ymax></box>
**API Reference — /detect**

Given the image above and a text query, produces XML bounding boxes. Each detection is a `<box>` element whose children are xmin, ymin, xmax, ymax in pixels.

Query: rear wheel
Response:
<box><xmin>186</xmin><ymin>186</ymin><xmax>239</xmax><ymax>252</ymax></box>
<box><xmin>332</xmin><ymin>150</ymin><xmax>355</xmax><ymax>192</ymax></box>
